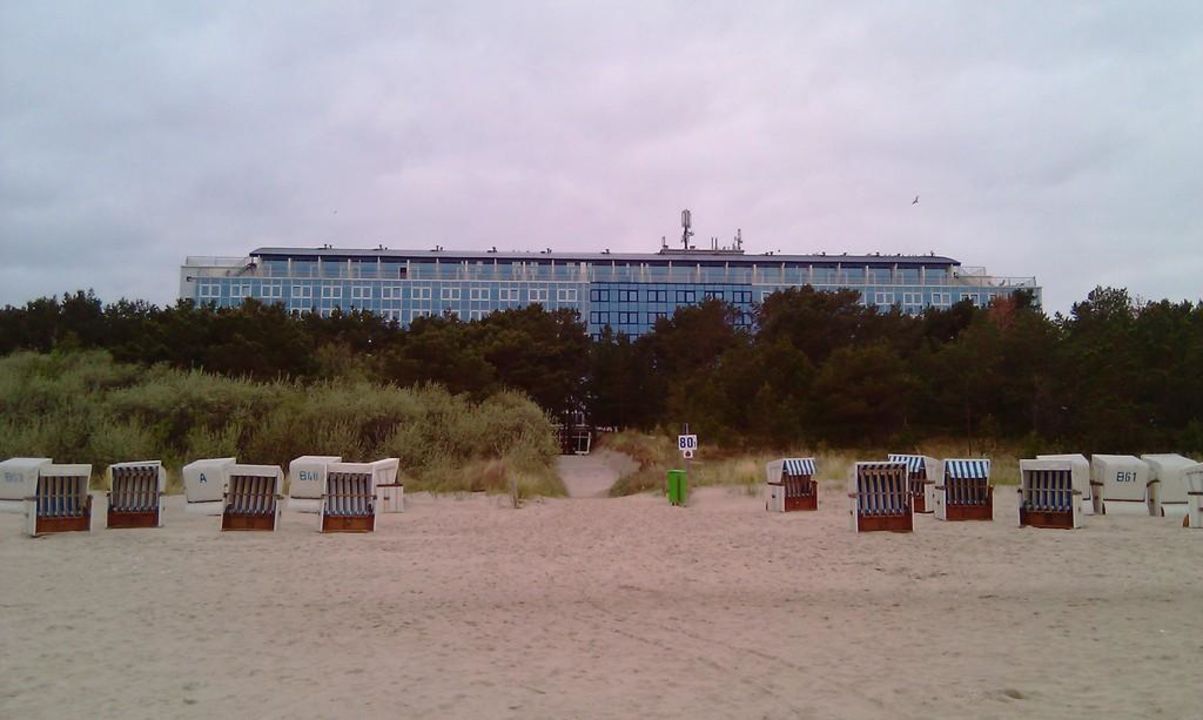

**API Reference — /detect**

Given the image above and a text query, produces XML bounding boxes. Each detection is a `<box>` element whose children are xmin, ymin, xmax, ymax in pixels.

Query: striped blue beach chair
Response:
<box><xmin>221</xmin><ymin>464</ymin><xmax>284</xmax><ymax>531</ymax></box>
<box><xmin>1018</xmin><ymin>458</ymin><xmax>1084</xmax><ymax>529</ymax></box>
<box><xmin>106</xmin><ymin>461</ymin><xmax>166</xmax><ymax>529</ymax></box>
<box><xmin>765</xmin><ymin>458</ymin><xmax>818</xmax><ymax>512</ymax></box>
<box><xmin>319</xmin><ymin>462</ymin><xmax>380</xmax><ymax>532</ymax></box>
<box><xmin>888</xmin><ymin>454</ymin><xmax>938</xmax><ymax>513</ymax></box>
<box><xmin>848</xmin><ymin>461</ymin><xmax>912</xmax><ymax>533</ymax></box>
<box><xmin>24</xmin><ymin>463</ymin><xmax>92</xmax><ymax>536</ymax></box>
<box><xmin>935</xmin><ymin>459</ymin><xmax>993</xmax><ymax>521</ymax></box>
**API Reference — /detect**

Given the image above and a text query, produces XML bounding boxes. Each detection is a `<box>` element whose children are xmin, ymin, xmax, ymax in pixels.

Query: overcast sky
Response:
<box><xmin>2</xmin><ymin>1</ymin><xmax>1200</xmax><ymax>314</ymax></box>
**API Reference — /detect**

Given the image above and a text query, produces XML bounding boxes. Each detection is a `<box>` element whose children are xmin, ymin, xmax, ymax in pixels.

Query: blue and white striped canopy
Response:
<box><xmin>888</xmin><ymin>454</ymin><xmax>925</xmax><ymax>472</ymax></box>
<box><xmin>857</xmin><ymin>461</ymin><xmax>908</xmax><ymax>473</ymax></box>
<box><xmin>783</xmin><ymin>458</ymin><xmax>816</xmax><ymax>476</ymax></box>
<box><xmin>945</xmin><ymin>459</ymin><xmax>991</xmax><ymax>479</ymax></box>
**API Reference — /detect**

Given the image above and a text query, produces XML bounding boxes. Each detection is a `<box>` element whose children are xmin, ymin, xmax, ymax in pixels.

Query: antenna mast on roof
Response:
<box><xmin>681</xmin><ymin>209</ymin><xmax>693</xmax><ymax>250</ymax></box>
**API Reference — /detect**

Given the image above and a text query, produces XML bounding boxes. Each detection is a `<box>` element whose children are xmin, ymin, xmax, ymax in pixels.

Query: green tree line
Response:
<box><xmin>2</xmin><ymin>286</ymin><xmax>1201</xmax><ymax>454</ymax></box>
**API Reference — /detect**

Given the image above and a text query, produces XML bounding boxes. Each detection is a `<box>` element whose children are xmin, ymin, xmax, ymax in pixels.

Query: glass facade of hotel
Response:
<box><xmin>180</xmin><ymin>248</ymin><xmax>1040</xmax><ymax>338</ymax></box>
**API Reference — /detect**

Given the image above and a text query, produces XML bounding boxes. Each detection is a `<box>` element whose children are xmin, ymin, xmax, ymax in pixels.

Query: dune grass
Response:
<box><xmin>0</xmin><ymin>350</ymin><xmax>564</xmax><ymax>496</ymax></box>
<box><xmin>600</xmin><ymin>430</ymin><xmax>1029</xmax><ymax>497</ymax></box>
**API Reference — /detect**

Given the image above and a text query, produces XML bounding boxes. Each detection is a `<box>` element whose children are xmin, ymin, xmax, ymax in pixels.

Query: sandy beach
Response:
<box><xmin>1</xmin><ymin>478</ymin><xmax>1200</xmax><ymax>720</ymax></box>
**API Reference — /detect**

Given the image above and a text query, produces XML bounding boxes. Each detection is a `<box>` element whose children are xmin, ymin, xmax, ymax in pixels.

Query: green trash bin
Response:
<box><xmin>667</xmin><ymin>469</ymin><xmax>687</xmax><ymax>506</ymax></box>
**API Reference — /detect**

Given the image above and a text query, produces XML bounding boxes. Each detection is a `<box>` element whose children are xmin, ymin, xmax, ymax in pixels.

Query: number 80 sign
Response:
<box><xmin>678</xmin><ymin>434</ymin><xmax>698</xmax><ymax>452</ymax></box>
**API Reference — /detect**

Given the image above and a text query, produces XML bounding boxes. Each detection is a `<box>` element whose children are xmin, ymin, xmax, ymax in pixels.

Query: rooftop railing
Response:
<box><xmin>182</xmin><ymin>258</ymin><xmax>1036</xmax><ymax>289</ymax></box>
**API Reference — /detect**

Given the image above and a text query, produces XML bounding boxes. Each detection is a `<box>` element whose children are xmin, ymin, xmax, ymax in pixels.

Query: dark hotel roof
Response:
<box><xmin>250</xmin><ymin>247</ymin><xmax>961</xmax><ymax>268</ymax></box>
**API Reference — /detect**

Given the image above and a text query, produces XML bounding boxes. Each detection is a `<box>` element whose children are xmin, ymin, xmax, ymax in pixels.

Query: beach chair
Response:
<box><xmin>182</xmin><ymin>457</ymin><xmax>236</xmax><ymax>515</ymax></box>
<box><xmin>287</xmin><ymin>455</ymin><xmax>342</xmax><ymax>513</ymax></box>
<box><xmin>221</xmin><ymin>464</ymin><xmax>283</xmax><ymax>531</ymax></box>
<box><xmin>848</xmin><ymin>461</ymin><xmax>912</xmax><ymax>533</ymax></box>
<box><xmin>1184</xmin><ymin>463</ymin><xmax>1203</xmax><ymax>529</ymax></box>
<box><xmin>1141</xmin><ymin>454</ymin><xmax>1197</xmax><ymax>520</ymax></box>
<box><xmin>1037</xmin><ymin>454</ymin><xmax>1098</xmax><ymax>515</ymax></box>
<box><xmin>319</xmin><ymin>462</ymin><xmax>380</xmax><ymax>532</ymax></box>
<box><xmin>765</xmin><ymin>457</ymin><xmax>818</xmax><ymax>512</ymax></box>
<box><xmin>1018</xmin><ymin>458</ymin><xmax>1085</xmax><ymax>529</ymax></box>
<box><xmin>1091</xmin><ymin>455</ymin><xmax>1153</xmax><ymax>516</ymax></box>
<box><xmin>370</xmin><ymin>458</ymin><xmax>404</xmax><ymax>513</ymax></box>
<box><xmin>888</xmin><ymin>454</ymin><xmax>938</xmax><ymax>513</ymax></box>
<box><xmin>24</xmin><ymin>463</ymin><xmax>93</xmax><ymax>536</ymax></box>
<box><xmin>934</xmin><ymin>459</ymin><xmax>994</xmax><ymax>521</ymax></box>
<box><xmin>106</xmin><ymin>461</ymin><xmax>166</xmax><ymax>529</ymax></box>
<box><xmin>0</xmin><ymin>457</ymin><xmax>52</xmax><ymax>514</ymax></box>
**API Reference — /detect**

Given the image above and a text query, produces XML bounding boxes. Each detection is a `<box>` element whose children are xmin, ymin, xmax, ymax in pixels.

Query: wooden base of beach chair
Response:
<box><xmin>944</xmin><ymin>487</ymin><xmax>993</xmax><ymax>521</ymax></box>
<box><xmin>784</xmin><ymin>493</ymin><xmax>818</xmax><ymax>511</ymax></box>
<box><xmin>107</xmin><ymin>509</ymin><xmax>158</xmax><ymax>529</ymax></box>
<box><xmin>856</xmin><ymin>513</ymin><xmax>913</xmax><ymax>533</ymax></box>
<box><xmin>221</xmin><ymin>514</ymin><xmax>276</xmax><ymax>531</ymax></box>
<box><xmin>945</xmin><ymin>503</ymin><xmax>993</xmax><ymax>521</ymax></box>
<box><xmin>35</xmin><ymin>498</ymin><xmax>92</xmax><ymax>534</ymax></box>
<box><xmin>913</xmin><ymin>493</ymin><xmax>927</xmax><ymax>513</ymax></box>
<box><xmin>321</xmin><ymin>514</ymin><xmax>375</xmax><ymax>533</ymax></box>
<box><xmin>1019</xmin><ymin>508</ymin><xmax>1074</xmax><ymax>529</ymax></box>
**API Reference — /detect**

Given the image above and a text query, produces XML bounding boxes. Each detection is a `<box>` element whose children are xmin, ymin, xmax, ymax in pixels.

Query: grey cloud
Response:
<box><xmin>2</xmin><ymin>1</ymin><xmax>1201</xmax><ymax>312</ymax></box>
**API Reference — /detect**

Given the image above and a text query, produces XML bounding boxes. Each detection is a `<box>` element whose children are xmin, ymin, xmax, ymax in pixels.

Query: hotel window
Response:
<box><xmin>259</xmin><ymin>283</ymin><xmax>283</xmax><ymax>299</ymax></box>
<box><xmin>590</xmin><ymin>311</ymin><xmax>610</xmax><ymax>325</ymax></box>
<box><xmin>529</xmin><ymin>288</ymin><xmax>548</xmax><ymax>302</ymax></box>
<box><xmin>731</xmin><ymin>290</ymin><xmax>752</xmax><ymax>304</ymax></box>
<box><xmin>292</xmin><ymin>285</ymin><xmax>313</xmax><ymax>299</ymax></box>
<box><xmin>199</xmin><ymin>283</ymin><xmax>220</xmax><ymax>298</ymax></box>
<box><xmin>321</xmin><ymin>285</ymin><xmax>341</xmax><ymax>299</ymax></box>
<box><xmin>590</xmin><ymin>288</ymin><xmax>610</xmax><ymax>302</ymax></box>
<box><xmin>381</xmin><ymin>285</ymin><xmax>402</xmax><ymax>300</ymax></box>
<box><xmin>618</xmin><ymin>312</ymin><xmax>639</xmax><ymax>324</ymax></box>
<box><xmin>381</xmin><ymin>309</ymin><xmax>400</xmax><ymax>322</ymax></box>
<box><xmin>960</xmin><ymin>292</ymin><xmax>977</xmax><ymax>305</ymax></box>
<box><xmin>902</xmin><ymin>292</ymin><xmax>922</xmax><ymax>305</ymax></box>
<box><xmin>410</xmin><ymin>309</ymin><xmax>431</xmax><ymax>321</ymax></box>
<box><xmin>557</xmin><ymin>287</ymin><xmax>578</xmax><ymax>302</ymax></box>
<box><xmin>675</xmin><ymin>290</ymin><xmax>696</xmax><ymax>303</ymax></box>
<box><xmin>470</xmin><ymin>287</ymin><xmax>490</xmax><ymax>301</ymax></box>
<box><xmin>704</xmin><ymin>290</ymin><xmax>725</xmax><ymax>301</ymax></box>
<box><xmin>647</xmin><ymin>311</ymin><xmax>667</xmax><ymax>324</ymax></box>
<box><xmin>229</xmin><ymin>284</ymin><xmax>251</xmax><ymax>298</ymax></box>
<box><xmin>618</xmin><ymin>289</ymin><xmax>638</xmax><ymax>302</ymax></box>
<box><xmin>874</xmin><ymin>292</ymin><xmax>894</xmax><ymax>305</ymax></box>
<box><xmin>441</xmin><ymin>287</ymin><xmax>461</xmax><ymax>301</ymax></box>
<box><xmin>930</xmin><ymin>292</ymin><xmax>950</xmax><ymax>306</ymax></box>
<box><xmin>498</xmin><ymin>287</ymin><xmax>519</xmax><ymax>302</ymax></box>
<box><xmin>647</xmin><ymin>289</ymin><xmax>667</xmax><ymax>302</ymax></box>
<box><xmin>351</xmin><ymin>285</ymin><xmax>372</xmax><ymax>300</ymax></box>
<box><xmin>412</xmin><ymin>287</ymin><xmax>432</xmax><ymax>300</ymax></box>
<box><xmin>469</xmin><ymin>309</ymin><xmax>485</xmax><ymax>321</ymax></box>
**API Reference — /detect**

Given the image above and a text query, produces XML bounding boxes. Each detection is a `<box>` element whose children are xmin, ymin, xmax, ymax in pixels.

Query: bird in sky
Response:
<box><xmin>912</xmin><ymin>195</ymin><xmax>920</xmax><ymax>205</ymax></box>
